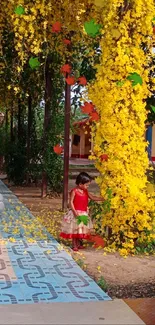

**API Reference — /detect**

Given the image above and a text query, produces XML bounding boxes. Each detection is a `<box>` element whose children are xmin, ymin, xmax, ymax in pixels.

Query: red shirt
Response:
<box><xmin>71</xmin><ymin>188</ymin><xmax>88</xmax><ymax>212</ymax></box>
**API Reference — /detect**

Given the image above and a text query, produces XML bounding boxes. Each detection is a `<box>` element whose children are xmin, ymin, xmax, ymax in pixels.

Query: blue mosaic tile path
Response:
<box><xmin>0</xmin><ymin>180</ymin><xmax>111</xmax><ymax>305</ymax></box>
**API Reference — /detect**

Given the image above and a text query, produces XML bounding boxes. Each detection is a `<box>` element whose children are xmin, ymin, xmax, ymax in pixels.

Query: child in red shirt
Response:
<box><xmin>60</xmin><ymin>172</ymin><xmax>103</xmax><ymax>251</ymax></box>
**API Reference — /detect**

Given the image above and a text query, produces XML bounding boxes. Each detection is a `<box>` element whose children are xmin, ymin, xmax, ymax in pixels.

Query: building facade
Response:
<box><xmin>71</xmin><ymin>119</ymin><xmax>155</xmax><ymax>162</ymax></box>
<box><xmin>71</xmin><ymin>119</ymin><xmax>92</xmax><ymax>158</ymax></box>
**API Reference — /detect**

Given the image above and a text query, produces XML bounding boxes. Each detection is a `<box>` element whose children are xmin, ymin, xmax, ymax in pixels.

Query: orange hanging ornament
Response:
<box><xmin>78</xmin><ymin>76</ymin><xmax>87</xmax><ymax>86</ymax></box>
<box><xmin>61</xmin><ymin>64</ymin><xmax>72</xmax><ymax>75</ymax></box>
<box><xmin>63</xmin><ymin>39</ymin><xmax>71</xmax><ymax>45</ymax></box>
<box><xmin>52</xmin><ymin>21</ymin><xmax>62</xmax><ymax>33</ymax></box>
<box><xmin>54</xmin><ymin>144</ymin><xmax>63</xmax><ymax>155</ymax></box>
<box><xmin>65</xmin><ymin>76</ymin><xmax>75</xmax><ymax>85</ymax></box>
<box><xmin>100</xmin><ymin>154</ymin><xmax>108</xmax><ymax>162</ymax></box>
<box><xmin>81</xmin><ymin>102</ymin><xmax>94</xmax><ymax>114</ymax></box>
<box><xmin>90</xmin><ymin>111</ymin><xmax>99</xmax><ymax>121</ymax></box>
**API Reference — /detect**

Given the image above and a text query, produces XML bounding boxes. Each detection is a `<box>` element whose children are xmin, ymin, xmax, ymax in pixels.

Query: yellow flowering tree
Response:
<box><xmin>88</xmin><ymin>0</ymin><xmax>155</xmax><ymax>255</ymax></box>
<box><xmin>0</xmin><ymin>0</ymin><xmax>98</xmax><ymax>66</ymax></box>
<box><xmin>0</xmin><ymin>0</ymin><xmax>102</xmax><ymax>192</ymax></box>
<box><xmin>0</xmin><ymin>0</ymin><xmax>154</xmax><ymax>254</ymax></box>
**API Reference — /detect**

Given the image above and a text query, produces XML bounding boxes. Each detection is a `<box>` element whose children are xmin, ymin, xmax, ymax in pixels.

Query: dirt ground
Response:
<box><xmin>80</xmin><ymin>249</ymin><xmax>155</xmax><ymax>298</ymax></box>
<box><xmin>3</xmin><ymin>182</ymin><xmax>155</xmax><ymax>299</ymax></box>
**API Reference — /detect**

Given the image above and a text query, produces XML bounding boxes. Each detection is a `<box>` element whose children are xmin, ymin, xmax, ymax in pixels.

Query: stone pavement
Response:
<box><xmin>0</xmin><ymin>180</ymin><xmax>154</xmax><ymax>324</ymax></box>
<box><xmin>0</xmin><ymin>300</ymin><xmax>146</xmax><ymax>325</ymax></box>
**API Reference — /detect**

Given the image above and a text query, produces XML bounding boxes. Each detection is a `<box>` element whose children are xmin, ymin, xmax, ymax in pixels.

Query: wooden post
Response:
<box><xmin>27</xmin><ymin>95</ymin><xmax>32</xmax><ymax>164</ymax></box>
<box><xmin>18</xmin><ymin>99</ymin><xmax>22</xmax><ymax>140</ymax></box>
<box><xmin>41</xmin><ymin>56</ymin><xmax>52</xmax><ymax>198</ymax></box>
<box><xmin>26</xmin><ymin>95</ymin><xmax>32</xmax><ymax>184</ymax></box>
<box><xmin>10</xmin><ymin>103</ymin><xmax>14</xmax><ymax>142</ymax></box>
<box><xmin>62</xmin><ymin>81</ymin><xmax>71</xmax><ymax>210</ymax></box>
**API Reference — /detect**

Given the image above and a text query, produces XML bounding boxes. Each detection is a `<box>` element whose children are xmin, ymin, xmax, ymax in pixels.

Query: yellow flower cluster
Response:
<box><xmin>4</xmin><ymin>0</ymin><xmax>97</xmax><ymax>66</ymax></box>
<box><xmin>89</xmin><ymin>0</ymin><xmax>155</xmax><ymax>255</ymax></box>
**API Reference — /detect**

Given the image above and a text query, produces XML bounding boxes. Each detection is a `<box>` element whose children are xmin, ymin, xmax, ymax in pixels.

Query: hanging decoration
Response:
<box><xmin>65</xmin><ymin>76</ymin><xmax>75</xmax><ymax>85</ymax></box>
<box><xmin>100</xmin><ymin>154</ymin><xmax>108</xmax><ymax>162</ymax></box>
<box><xmin>53</xmin><ymin>144</ymin><xmax>64</xmax><ymax>155</ymax></box>
<box><xmin>151</xmin><ymin>105</ymin><xmax>155</xmax><ymax>113</ymax></box>
<box><xmin>63</xmin><ymin>39</ymin><xmax>71</xmax><ymax>45</ymax></box>
<box><xmin>61</xmin><ymin>64</ymin><xmax>72</xmax><ymax>75</ymax></box>
<box><xmin>84</xmin><ymin>19</ymin><xmax>102</xmax><ymax>38</ymax></box>
<box><xmin>127</xmin><ymin>72</ymin><xmax>143</xmax><ymax>87</ymax></box>
<box><xmin>89</xmin><ymin>111</ymin><xmax>99</xmax><ymax>121</ymax></box>
<box><xmin>29</xmin><ymin>57</ymin><xmax>40</xmax><ymax>69</ymax></box>
<box><xmin>81</xmin><ymin>102</ymin><xmax>94</xmax><ymax>114</ymax></box>
<box><xmin>78</xmin><ymin>76</ymin><xmax>87</xmax><ymax>86</ymax></box>
<box><xmin>52</xmin><ymin>22</ymin><xmax>62</xmax><ymax>33</ymax></box>
<box><xmin>77</xmin><ymin>215</ymin><xmax>89</xmax><ymax>226</ymax></box>
<box><xmin>80</xmin><ymin>102</ymin><xmax>99</xmax><ymax>121</ymax></box>
<box><xmin>14</xmin><ymin>5</ymin><xmax>25</xmax><ymax>15</ymax></box>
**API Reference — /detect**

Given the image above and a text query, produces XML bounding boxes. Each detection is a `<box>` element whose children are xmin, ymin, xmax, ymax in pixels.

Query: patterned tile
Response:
<box><xmin>0</xmin><ymin>180</ymin><xmax>111</xmax><ymax>304</ymax></box>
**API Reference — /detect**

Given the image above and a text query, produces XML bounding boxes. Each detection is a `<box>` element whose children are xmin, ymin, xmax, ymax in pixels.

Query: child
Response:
<box><xmin>60</xmin><ymin>172</ymin><xmax>103</xmax><ymax>251</ymax></box>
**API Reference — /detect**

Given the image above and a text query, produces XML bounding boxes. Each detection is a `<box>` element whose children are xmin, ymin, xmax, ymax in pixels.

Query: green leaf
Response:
<box><xmin>150</xmin><ymin>105</ymin><xmax>155</xmax><ymax>113</ymax></box>
<box><xmin>116</xmin><ymin>81</ymin><xmax>125</xmax><ymax>87</ymax></box>
<box><xmin>127</xmin><ymin>72</ymin><xmax>143</xmax><ymax>87</ymax></box>
<box><xmin>29</xmin><ymin>57</ymin><xmax>40</xmax><ymax>69</ymax></box>
<box><xmin>14</xmin><ymin>5</ymin><xmax>25</xmax><ymax>15</ymax></box>
<box><xmin>106</xmin><ymin>188</ymin><xmax>112</xmax><ymax>197</ymax></box>
<box><xmin>152</xmin><ymin>17</ymin><xmax>155</xmax><ymax>21</ymax></box>
<box><xmin>136</xmin><ymin>247</ymin><xmax>141</xmax><ymax>252</ymax></box>
<box><xmin>84</xmin><ymin>19</ymin><xmax>102</xmax><ymax>38</ymax></box>
<box><xmin>77</xmin><ymin>215</ymin><xmax>89</xmax><ymax>226</ymax></box>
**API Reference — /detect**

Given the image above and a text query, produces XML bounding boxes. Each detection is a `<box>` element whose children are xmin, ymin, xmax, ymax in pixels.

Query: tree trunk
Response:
<box><xmin>10</xmin><ymin>103</ymin><xmax>14</xmax><ymax>142</ymax></box>
<box><xmin>3</xmin><ymin>109</ymin><xmax>9</xmax><ymax>170</ymax></box>
<box><xmin>62</xmin><ymin>81</ymin><xmax>71</xmax><ymax>210</ymax></box>
<box><xmin>41</xmin><ymin>56</ymin><xmax>52</xmax><ymax>198</ymax></box>
<box><xmin>5</xmin><ymin>109</ymin><xmax>9</xmax><ymax>134</ymax></box>
<box><xmin>26</xmin><ymin>95</ymin><xmax>32</xmax><ymax>184</ymax></box>
<box><xmin>62</xmin><ymin>41</ymin><xmax>72</xmax><ymax>210</ymax></box>
<box><xmin>18</xmin><ymin>99</ymin><xmax>22</xmax><ymax>140</ymax></box>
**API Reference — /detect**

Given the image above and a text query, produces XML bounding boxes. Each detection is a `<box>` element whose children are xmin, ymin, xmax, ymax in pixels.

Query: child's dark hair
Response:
<box><xmin>76</xmin><ymin>172</ymin><xmax>92</xmax><ymax>185</ymax></box>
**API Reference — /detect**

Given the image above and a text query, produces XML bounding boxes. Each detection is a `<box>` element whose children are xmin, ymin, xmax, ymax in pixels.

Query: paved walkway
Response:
<box><xmin>0</xmin><ymin>180</ymin><xmax>110</xmax><ymax>304</ymax></box>
<box><xmin>0</xmin><ymin>180</ymin><xmax>154</xmax><ymax>324</ymax></box>
<box><xmin>69</xmin><ymin>158</ymin><xmax>93</xmax><ymax>166</ymax></box>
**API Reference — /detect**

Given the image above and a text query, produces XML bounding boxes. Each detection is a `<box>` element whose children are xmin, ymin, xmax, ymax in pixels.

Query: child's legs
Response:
<box><xmin>77</xmin><ymin>239</ymin><xmax>83</xmax><ymax>247</ymax></box>
<box><xmin>72</xmin><ymin>238</ymin><xmax>78</xmax><ymax>249</ymax></box>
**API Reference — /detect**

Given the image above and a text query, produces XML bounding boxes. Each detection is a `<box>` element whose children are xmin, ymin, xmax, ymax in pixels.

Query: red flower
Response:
<box><xmin>65</xmin><ymin>76</ymin><xmax>75</xmax><ymax>85</ymax></box>
<box><xmin>63</xmin><ymin>39</ymin><xmax>71</xmax><ymax>45</ymax></box>
<box><xmin>60</xmin><ymin>64</ymin><xmax>72</xmax><ymax>75</ymax></box>
<box><xmin>54</xmin><ymin>144</ymin><xmax>63</xmax><ymax>155</ymax></box>
<box><xmin>78</xmin><ymin>76</ymin><xmax>87</xmax><ymax>86</ymax></box>
<box><xmin>153</xmin><ymin>26</ymin><xmax>155</xmax><ymax>34</ymax></box>
<box><xmin>100</xmin><ymin>154</ymin><xmax>108</xmax><ymax>162</ymax></box>
<box><xmin>81</xmin><ymin>102</ymin><xmax>94</xmax><ymax>114</ymax></box>
<box><xmin>52</xmin><ymin>21</ymin><xmax>62</xmax><ymax>33</ymax></box>
<box><xmin>90</xmin><ymin>111</ymin><xmax>99</xmax><ymax>121</ymax></box>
